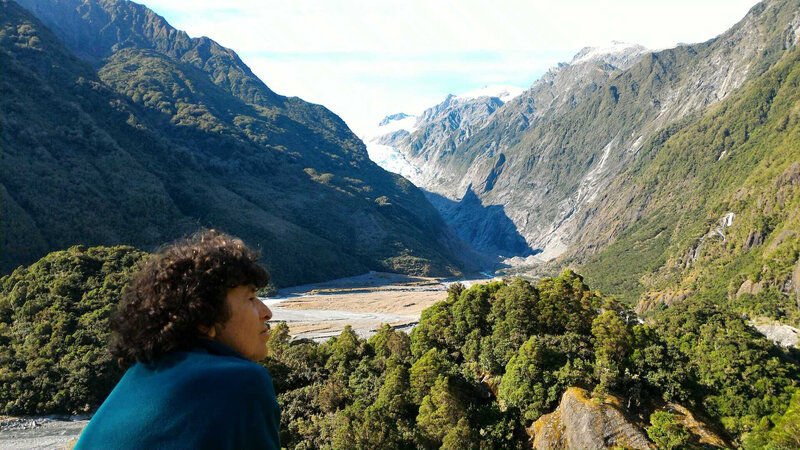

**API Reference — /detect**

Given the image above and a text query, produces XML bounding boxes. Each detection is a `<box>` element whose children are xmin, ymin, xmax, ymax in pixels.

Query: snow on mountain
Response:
<box><xmin>571</xmin><ymin>41</ymin><xmax>648</xmax><ymax>66</ymax></box>
<box><xmin>364</xmin><ymin>113</ymin><xmax>421</xmax><ymax>180</ymax></box>
<box><xmin>454</xmin><ymin>84</ymin><xmax>525</xmax><ymax>103</ymax></box>
<box><xmin>364</xmin><ymin>84</ymin><xmax>524</xmax><ymax>181</ymax></box>
<box><xmin>373</xmin><ymin>113</ymin><xmax>419</xmax><ymax>135</ymax></box>
<box><xmin>365</xmin><ymin>143</ymin><xmax>422</xmax><ymax>180</ymax></box>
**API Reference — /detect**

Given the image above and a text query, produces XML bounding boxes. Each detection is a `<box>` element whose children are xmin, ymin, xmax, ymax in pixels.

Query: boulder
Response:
<box><xmin>529</xmin><ymin>387</ymin><xmax>730</xmax><ymax>449</ymax></box>
<box><xmin>736</xmin><ymin>279</ymin><xmax>765</xmax><ymax>298</ymax></box>
<box><xmin>530</xmin><ymin>387</ymin><xmax>654</xmax><ymax>450</ymax></box>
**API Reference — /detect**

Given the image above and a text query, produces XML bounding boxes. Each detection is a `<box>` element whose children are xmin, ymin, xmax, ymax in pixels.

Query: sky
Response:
<box><xmin>143</xmin><ymin>0</ymin><xmax>760</xmax><ymax>136</ymax></box>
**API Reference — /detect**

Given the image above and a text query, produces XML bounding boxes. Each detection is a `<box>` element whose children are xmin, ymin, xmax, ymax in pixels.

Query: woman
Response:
<box><xmin>76</xmin><ymin>230</ymin><xmax>281</xmax><ymax>449</ymax></box>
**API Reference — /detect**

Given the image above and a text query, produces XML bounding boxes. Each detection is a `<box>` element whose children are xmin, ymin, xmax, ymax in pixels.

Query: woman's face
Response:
<box><xmin>214</xmin><ymin>284</ymin><xmax>273</xmax><ymax>361</ymax></box>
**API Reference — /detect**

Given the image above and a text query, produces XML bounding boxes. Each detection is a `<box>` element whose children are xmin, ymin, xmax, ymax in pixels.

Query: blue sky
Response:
<box><xmin>144</xmin><ymin>0</ymin><xmax>760</xmax><ymax>136</ymax></box>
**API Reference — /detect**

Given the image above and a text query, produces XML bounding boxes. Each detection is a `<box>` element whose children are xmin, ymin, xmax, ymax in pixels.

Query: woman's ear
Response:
<box><xmin>198</xmin><ymin>324</ymin><xmax>216</xmax><ymax>339</ymax></box>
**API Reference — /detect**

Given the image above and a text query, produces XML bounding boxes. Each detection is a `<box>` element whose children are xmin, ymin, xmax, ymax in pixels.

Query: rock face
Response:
<box><xmin>737</xmin><ymin>279</ymin><xmax>766</xmax><ymax>298</ymax></box>
<box><xmin>366</xmin><ymin>85</ymin><xmax>532</xmax><ymax>257</ymax></box>
<box><xmin>375</xmin><ymin>0</ymin><xmax>800</xmax><ymax>266</ymax></box>
<box><xmin>751</xmin><ymin>319</ymin><xmax>800</xmax><ymax>348</ymax></box>
<box><xmin>530</xmin><ymin>387</ymin><xmax>730</xmax><ymax>449</ymax></box>
<box><xmin>530</xmin><ymin>387</ymin><xmax>654</xmax><ymax>450</ymax></box>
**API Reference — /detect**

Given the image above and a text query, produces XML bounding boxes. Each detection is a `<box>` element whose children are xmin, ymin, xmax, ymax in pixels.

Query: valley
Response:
<box><xmin>1</xmin><ymin>0</ymin><xmax>799</xmax><ymax>448</ymax></box>
<box><xmin>265</xmin><ymin>271</ymin><xmax>496</xmax><ymax>341</ymax></box>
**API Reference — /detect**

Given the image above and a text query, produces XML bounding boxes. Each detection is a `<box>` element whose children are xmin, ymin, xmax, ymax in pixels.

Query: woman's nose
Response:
<box><xmin>260</xmin><ymin>301</ymin><xmax>273</xmax><ymax>321</ymax></box>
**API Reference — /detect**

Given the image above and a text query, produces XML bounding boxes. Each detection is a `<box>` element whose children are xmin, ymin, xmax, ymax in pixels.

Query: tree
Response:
<box><xmin>534</xmin><ymin>270</ymin><xmax>599</xmax><ymax>335</ymax></box>
<box><xmin>417</xmin><ymin>375</ymin><xmax>464</xmax><ymax>445</ymax></box>
<box><xmin>647</xmin><ymin>411</ymin><xmax>690</xmax><ymax>450</ymax></box>
<box><xmin>441</xmin><ymin>417</ymin><xmax>478</xmax><ymax>450</ymax></box>
<box><xmin>480</xmin><ymin>279</ymin><xmax>539</xmax><ymax>374</ymax></box>
<box><xmin>324</xmin><ymin>325</ymin><xmax>363</xmax><ymax>379</ymax></box>
<box><xmin>0</xmin><ymin>245</ymin><xmax>145</xmax><ymax>414</ymax></box>
<box><xmin>410</xmin><ymin>348</ymin><xmax>455</xmax><ymax>404</ymax></box>
<box><xmin>498</xmin><ymin>336</ymin><xmax>571</xmax><ymax>421</ymax></box>
<box><xmin>591</xmin><ymin>310</ymin><xmax>632</xmax><ymax>394</ymax></box>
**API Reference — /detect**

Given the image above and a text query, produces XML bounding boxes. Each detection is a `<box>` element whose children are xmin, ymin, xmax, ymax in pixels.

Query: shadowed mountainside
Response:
<box><xmin>1</xmin><ymin>0</ymin><xmax>471</xmax><ymax>286</ymax></box>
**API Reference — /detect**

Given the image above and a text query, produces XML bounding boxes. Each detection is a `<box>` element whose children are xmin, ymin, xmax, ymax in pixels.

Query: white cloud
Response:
<box><xmin>142</xmin><ymin>0</ymin><xmax>760</xmax><ymax>134</ymax></box>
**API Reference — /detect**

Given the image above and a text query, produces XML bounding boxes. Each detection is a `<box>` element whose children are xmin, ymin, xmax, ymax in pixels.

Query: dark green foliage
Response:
<box><xmin>647</xmin><ymin>411</ymin><xmax>691</xmax><ymax>450</ymax></box>
<box><xmin>267</xmin><ymin>272</ymin><xmax>797</xmax><ymax>448</ymax></box>
<box><xmin>498</xmin><ymin>333</ymin><xmax>593</xmax><ymax>421</ymax></box>
<box><xmin>742</xmin><ymin>388</ymin><xmax>800</xmax><ymax>450</ymax></box>
<box><xmin>440</xmin><ymin>417</ymin><xmax>479</xmax><ymax>450</ymax></box>
<box><xmin>1</xmin><ymin>0</ymin><xmax>465</xmax><ymax>286</ymax></box>
<box><xmin>652</xmin><ymin>298</ymin><xmax>799</xmax><ymax>437</ymax></box>
<box><xmin>417</xmin><ymin>376</ymin><xmax>464</xmax><ymax>446</ymax></box>
<box><xmin>0</xmin><ymin>245</ymin><xmax>145</xmax><ymax>414</ymax></box>
<box><xmin>592</xmin><ymin>310</ymin><xmax>633</xmax><ymax>395</ymax></box>
<box><xmin>3</xmin><ymin>250</ymin><xmax>796</xmax><ymax>447</ymax></box>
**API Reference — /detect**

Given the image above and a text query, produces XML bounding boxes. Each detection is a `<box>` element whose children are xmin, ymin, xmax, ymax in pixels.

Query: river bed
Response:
<box><xmin>265</xmin><ymin>271</ymin><xmax>496</xmax><ymax>341</ymax></box>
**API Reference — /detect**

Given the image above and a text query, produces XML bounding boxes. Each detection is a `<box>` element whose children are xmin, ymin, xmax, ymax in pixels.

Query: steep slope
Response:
<box><xmin>375</xmin><ymin>85</ymin><xmax>525</xmax><ymax>191</ymax></box>
<box><xmin>575</xmin><ymin>42</ymin><xmax>800</xmax><ymax>323</ymax></box>
<box><xmin>391</xmin><ymin>0</ymin><xmax>799</xmax><ymax>263</ymax></box>
<box><xmin>375</xmin><ymin>43</ymin><xmax>646</xmax><ymax>258</ymax></box>
<box><xmin>406</xmin><ymin>44</ymin><xmax>646</xmax><ymax>201</ymax></box>
<box><xmin>367</xmin><ymin>85</ymin><xmax>536</xmax><ymax>256</ymax></box>
<box><xmin>1</xmin><ymin>0</ymin><xmax>466</xmax><ymax>286</ymax></box>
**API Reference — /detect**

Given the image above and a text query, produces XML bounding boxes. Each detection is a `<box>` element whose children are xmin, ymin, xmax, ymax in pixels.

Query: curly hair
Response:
<box><xmin>110</xmin><ymin>230</ymin><xmax>270</xmax><ymax>368</ymax></box>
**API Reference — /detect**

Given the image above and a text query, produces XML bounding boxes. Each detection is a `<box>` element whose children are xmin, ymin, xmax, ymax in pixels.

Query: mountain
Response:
<box><xmin>369</xmin><ymin>84</ymin><xmax>528</xmax><ymax>193</ymax></box>
<box><xmin>1</xmin><ymin>0</ymin><xmax>470</xmax><ymax>286</ymax></box>
<box><xmin>366</xmin><ymin>84</ymin><xmax>532</xmax><ymax>257</ymax></box>
<box><xmin>376</xmin><ymin>1</ymin><xmax>800</xmax><ymax>291</ymax></box>
<box><xmin>577</xmin><ymin>33</ymin><xmax>800</xmax><ymax>317</ymax></box>
<box><xmin>382</xmin><ymin>0</ymin><xmax>799</xmax><ymax>266</ymax></box>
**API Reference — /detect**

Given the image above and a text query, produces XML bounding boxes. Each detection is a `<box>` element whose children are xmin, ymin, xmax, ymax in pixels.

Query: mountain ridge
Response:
<box><xmin>372</xmin><ymin>0</ymin><xmax>800</xmax><ymax>271</ymax></box>
<box><xmin>1</xmin><ymin>0</ymin><xmax>470</xmax><ymax>286</ymax></box>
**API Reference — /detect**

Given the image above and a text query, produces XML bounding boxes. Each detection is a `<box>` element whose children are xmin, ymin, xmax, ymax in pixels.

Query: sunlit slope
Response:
<box><xmin>577</xmin><ymin>44</ymin><xmax>800</xmax><ymax>326</ymax></box>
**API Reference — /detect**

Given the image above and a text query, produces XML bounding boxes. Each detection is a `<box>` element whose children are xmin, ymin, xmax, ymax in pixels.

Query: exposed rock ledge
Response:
<box><xmin>750</xmin><ymin>318</ymin><xmax>800</xmax><ymax>348</ymax></box>
<box><xmin>530</xmin><ymin>387</ymin><xmax>654</xmax><ymax>449</ymax></box>
<box><xmin>529</xmin><ymin>387</ymin><xmax>729</xmax><ymax>449</ymax></box>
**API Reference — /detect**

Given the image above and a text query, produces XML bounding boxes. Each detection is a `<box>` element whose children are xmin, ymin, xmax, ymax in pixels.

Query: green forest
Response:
<box><xmin>578</xmin><ymin>45</ymin><xmax>800</xmax><ymax>330</ymax></box>
<box><xmin>1</xmin><ymin>247</ymin><xmax>798</xmax><ymax>448</ymax></box>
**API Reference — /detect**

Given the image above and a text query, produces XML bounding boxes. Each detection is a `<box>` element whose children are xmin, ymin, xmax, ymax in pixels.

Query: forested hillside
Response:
<box><xmin>0</xmin><ymin>0</ymin><xmax>468</xmax><ymax>286</ymax></box>
<box><xmin>1</xmin><ymin>249</ymin><xmax>797</xmax><ymax>448</ymax></box>
<box><xmin>576</xmin><ymin>38</ymin><xmax>800</xmax><ymax>328</ymax></box>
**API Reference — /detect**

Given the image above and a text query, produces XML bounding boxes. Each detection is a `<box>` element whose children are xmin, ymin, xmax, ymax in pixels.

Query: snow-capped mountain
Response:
<box><xmin>364</xmin><ymin>84</ymin><xmax>526</xmax><ymax>189</ymax></box>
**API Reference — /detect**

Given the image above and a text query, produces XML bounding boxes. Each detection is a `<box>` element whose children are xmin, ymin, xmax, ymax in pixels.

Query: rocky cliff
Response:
<box><xmin>379</xmin><ymin>0</ymin><xmax>800</xmax><ymax>268</ymax></box>
<box><xmin>530</xmin><ymin>387</ymin><xmax>729</xmax><ymax>449</ymax></box>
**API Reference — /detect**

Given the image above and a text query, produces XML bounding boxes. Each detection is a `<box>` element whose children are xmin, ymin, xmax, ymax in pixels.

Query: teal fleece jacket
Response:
<box><xmin>75</xmin><ymin>340</ymin><xmax>281</xmax><ymax>449</ymax></box>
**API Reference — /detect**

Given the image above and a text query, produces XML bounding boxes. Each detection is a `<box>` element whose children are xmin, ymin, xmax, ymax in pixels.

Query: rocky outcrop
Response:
<box><xmin>736</xmin><ymin>279</ymin><xmax>766</xmax><ymax>298</ymax></box>
<box><xmin>636</xmin><ymin>290</ymin><xmax>693</xmax><ymax>315</ymax></box>
<box><xmin>744</xmin><ymin>229</ymin><xmax>766</xmax><ymax>251</ymax></box>
<box><xmin>794</xmin><ymin>258</ymin><xmax>800</xmax><ymax>307</ymax></box>
<box><xmin>666</xmin><ymin>404</ymin><xmax>729</xmax><ymax>448</ymax></box>
<box><xmin>529</xmin><ymin>387</ymin><xmax>730</xmax><ymax>449</ymax></box>
<box><xmin>530</xmin><ymin>387</ymin><xmax>654</xmax><ymax>450</ymax></box>
<box><xmin>750</xmin><ymin>319</ymin><xmax>800</xmax><ymax>348</ymax></box>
